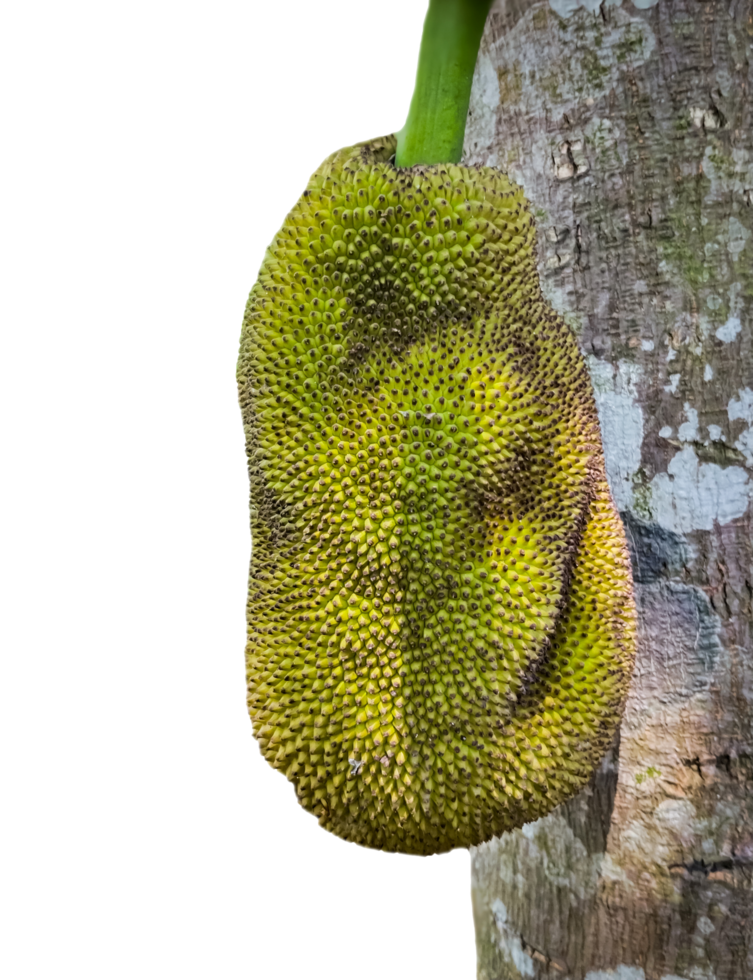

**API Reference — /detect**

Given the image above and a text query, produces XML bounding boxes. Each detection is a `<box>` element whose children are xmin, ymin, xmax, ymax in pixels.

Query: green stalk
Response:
<box><xmin>396</xmin><ymin>0</ymin><xmax>493</xmax><ymax>168</ymax></box>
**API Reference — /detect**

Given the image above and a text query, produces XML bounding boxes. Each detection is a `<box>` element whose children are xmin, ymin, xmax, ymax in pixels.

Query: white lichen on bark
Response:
<box><xmin>466</xmin><ymin>0</ymin><xmax>753</xmax><ymax>977</ymax></box>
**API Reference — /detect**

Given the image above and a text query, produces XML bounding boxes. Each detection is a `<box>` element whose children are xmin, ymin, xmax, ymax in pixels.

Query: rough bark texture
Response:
<box><xmin>464</xmin><ymin>1</ymin><xmax>753</xmax><ymax>977</ymax></box>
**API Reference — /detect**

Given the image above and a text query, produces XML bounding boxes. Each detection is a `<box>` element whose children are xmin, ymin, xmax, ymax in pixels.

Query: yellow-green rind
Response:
<box><xmin>238</xmin><ymin>135</ymin><xmax>636</xmax><ymax>854</ymax></box>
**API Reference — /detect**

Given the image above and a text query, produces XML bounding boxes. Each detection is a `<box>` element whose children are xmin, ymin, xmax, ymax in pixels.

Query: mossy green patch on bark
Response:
<box><xmin>658</xmin><ymin>173</ymin><xmax>714</xmax><ymax>294</ymax></box>
<box><xmin>635</xmin><ymin>765</ymin><xmax>661</xmax><ymax>784</ymax></box>
<box><xmin>581</xmin><ymin>47</ymin><xmax>610</xmax><ymax>86</ymax></box>
<box><xmin>496</xmin><ymin>61</ymin><xmax>523</xmax><ymax>104</ymax></box>
<box><xmin>614</xmin><ymin>26</ymin><xmax>647</xmax><ymax>62</ymax></box>
<box><xmin>630</xmin><ymin>471</ymin><xmax>653</xmax><ymax>522</ymax></box>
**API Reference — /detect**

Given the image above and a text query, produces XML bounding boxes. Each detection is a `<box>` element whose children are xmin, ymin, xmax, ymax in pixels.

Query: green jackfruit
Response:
<box><xmin>238</xmin><ymin>136</ymin><xmax>635</xmax><ymax>855</ymax></box>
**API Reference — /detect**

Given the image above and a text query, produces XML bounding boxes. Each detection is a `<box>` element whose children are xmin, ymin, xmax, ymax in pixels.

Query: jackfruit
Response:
<box><xmin>237</xmin><ymin>135</ymin><xmax>635</xmax><ymax>855</ymax></box>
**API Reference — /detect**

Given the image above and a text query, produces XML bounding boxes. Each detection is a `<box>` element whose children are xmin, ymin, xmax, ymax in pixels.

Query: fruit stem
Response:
<box><xmin>396</xmin><ymin>0</ymin><xmax>493</xmax><ymax>168</ymax></box>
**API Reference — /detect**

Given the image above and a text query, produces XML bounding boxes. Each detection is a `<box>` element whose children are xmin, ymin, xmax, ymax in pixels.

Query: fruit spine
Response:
<box><xmin>238</xmin><ymin>136</ymin><xmax>636</xmax><ymax>854</ymax></box>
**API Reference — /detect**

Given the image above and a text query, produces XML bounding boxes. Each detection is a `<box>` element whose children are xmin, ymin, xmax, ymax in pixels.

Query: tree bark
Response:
<box><xmin>464</xmin><ymin>1</ymin><xmax>753</xmax><ymax>977</ymax></box>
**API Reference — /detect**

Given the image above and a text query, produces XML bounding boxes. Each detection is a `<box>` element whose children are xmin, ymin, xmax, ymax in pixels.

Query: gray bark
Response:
<box><xmin>463</xmin><ymin>0</ymin><xmax>753</xmax><ymax>977</ymax></box>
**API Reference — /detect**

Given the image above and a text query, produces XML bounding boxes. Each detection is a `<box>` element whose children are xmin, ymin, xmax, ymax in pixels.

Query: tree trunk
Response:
<box><xmin>464</xmin><ymin>0</ymin><xmax>753</xmax><ymax>977</ymax></box>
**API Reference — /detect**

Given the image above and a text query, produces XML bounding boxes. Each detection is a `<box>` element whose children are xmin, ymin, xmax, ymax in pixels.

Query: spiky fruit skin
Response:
<box><xmin>238</xmin><ymin>136</ymin><xmax>635</xmax><ymax>855</ymax></box>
